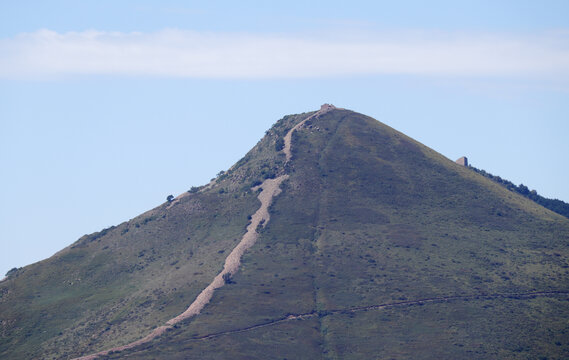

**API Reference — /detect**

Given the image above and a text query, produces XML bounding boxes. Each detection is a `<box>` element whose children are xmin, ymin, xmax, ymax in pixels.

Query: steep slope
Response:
<box><xmin>1</xmin><ymin>106</ymin><xmax>568</xmax><ymax>360</ymax></box>
<box><xmin>468</xmin><ymin>164</ymin><xmax>569</xmax><ymax>219</ymax></box>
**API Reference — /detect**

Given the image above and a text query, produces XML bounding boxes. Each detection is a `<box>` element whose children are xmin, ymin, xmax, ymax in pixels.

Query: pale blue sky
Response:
<box><xmin>1</xmin><ymin>1</ymin><xmax>568</xmax><ymax>276</ymax></box>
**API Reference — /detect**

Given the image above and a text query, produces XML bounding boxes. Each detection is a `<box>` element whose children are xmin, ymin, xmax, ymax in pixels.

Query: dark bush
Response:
<box><xmin>275</xmin><ymin>138</ymin><xmax>285</xmax><ymax>152</ymax></box>
<box><xmin>188</xmin><ymin>187</ymin><xmax>198</xmax><ymax>193</ymax></box>
<box><xmin>222</xmin><ymin>273</ymin><xmax>232</xmax><ymax>284</ymax></box>
<box><xmin>5</xmin><ymin>267</ymin><xmax>20</xmax><ymax>277</ymax></box>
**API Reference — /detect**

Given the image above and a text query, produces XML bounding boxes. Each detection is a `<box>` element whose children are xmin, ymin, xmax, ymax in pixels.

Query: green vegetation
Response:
<box><xmin>0</xmin><ymin>109</ymin><xmax>309</xmax><ymax>360</ymax></box>
<box><xmin>222</xmin><ymin>273</ymin><xmax>232</xmax><ymax>284</ymax></box>
<box><xmin>0</xmin><ymin>184</ymin><xmax>261</xmax><ymax>359</ymax></box>
<box><xmin>187</xmin><ymin>186</ymin><xmax>201</xmax><ymax>193</ymax></box>
<box><xmin>112</xmin><ymin>109</ymin><xmax>568</xmax><ymax>359</ymax></box>
<box><xmin>1</xmin><ymin>108</ymin><xmax>568</xmax><ymax>359</ymax></box>
<box><xmin>4</xmin><ymin>267</ymin><xmax>21</xmax><ymax>278</ymax></box>
<box><xmin>469</xmin><ymin>165</ymin><xmax>569</xmax><ymax>219</ymax></box>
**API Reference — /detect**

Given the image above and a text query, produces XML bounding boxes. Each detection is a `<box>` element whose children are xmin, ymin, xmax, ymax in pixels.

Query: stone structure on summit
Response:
<box><xmin>455</xmin><ymin>156</ymin><xmax>468</xmax><ymax>166</ymax></box>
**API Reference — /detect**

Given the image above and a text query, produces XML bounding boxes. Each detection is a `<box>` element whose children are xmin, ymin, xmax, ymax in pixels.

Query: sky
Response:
<box><xmin>1</xmin><ymin>1</ymin><xmax>568</xmax><ymax>276</ymax></box>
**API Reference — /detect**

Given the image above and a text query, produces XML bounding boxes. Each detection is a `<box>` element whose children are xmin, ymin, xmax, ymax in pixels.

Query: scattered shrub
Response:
<box><xmin>5</xmin><ymin>267</ymin><xmax>20</xmax><ymax>277</ymax></box>
<box><xmin>222</xmin><ymin>273</ymin><xmax>232</xmax><ymax>284</ymax></box>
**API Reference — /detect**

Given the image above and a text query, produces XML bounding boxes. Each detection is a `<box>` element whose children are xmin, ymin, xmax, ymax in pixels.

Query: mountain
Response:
<box><xmin>1</xmin><ymin>105</ymin><xmax>568</xmax><ymax>360</ymax></box>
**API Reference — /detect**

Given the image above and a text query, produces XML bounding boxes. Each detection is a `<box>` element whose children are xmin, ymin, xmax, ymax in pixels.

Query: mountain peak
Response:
<box><xmin>1</xmin><ymin>107</ymin><xmax>568</xmax><ymax>360</ymax></box>
<box><xmin>319</xmin><ymin>103</ymin><xmax>337</xmax><ymax>111</ymax></box>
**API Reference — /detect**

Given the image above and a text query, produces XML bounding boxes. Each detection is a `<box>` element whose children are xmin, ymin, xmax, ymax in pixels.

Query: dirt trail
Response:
<box><xmin>185</xmin><ymin>290</ymin><xmax>569</xmax><ymax>342</ymax></box>
<box><xmin>76</xmin><ymin>289</ymin><xmax>569</xmax><ymax>358</ymax></box>
<box><xmin>166</xmin><ymin>175</ymin><xmax>288</xmax><ymax>325</ymax></box>
<box><xmin>74</xmin><ymin>176</ymin><xmax>287</xmax><ymax>360</ymax></box>
<box><xmin>73</xmin><ymin>104</ymin><xmax>325</xmax><ymax>359</ymax></box>
<box><xmin>283</xmin><ymin>103</ymin><xmax>337</xmax><ymax>162</ymax></box>
<box><xmin>74</xmin><ymin>105</ymin><xmax>568</xmax><ymax>358</ymax></box>
<box><xmin>77</xmin><ymin>289</ymin><xmax>569</xmax><ymax>359</ymax></box>
<box><xmin>74</xmin><ymin>325</ymin><xmax>173</xmax><ymax>360</ymax></box>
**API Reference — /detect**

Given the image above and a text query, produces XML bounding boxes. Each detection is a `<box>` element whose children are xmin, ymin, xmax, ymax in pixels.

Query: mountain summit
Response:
<box><xmin>1</xmin><ymin>106</ymin><xmax>568</xmax><ymax>359</ymax></box>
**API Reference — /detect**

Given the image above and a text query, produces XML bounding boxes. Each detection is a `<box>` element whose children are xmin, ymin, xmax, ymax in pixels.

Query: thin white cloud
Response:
<box><xmin>0</xmin><ymin>29</ymin><xmax>568</xmax><ymax>79</ymax></box>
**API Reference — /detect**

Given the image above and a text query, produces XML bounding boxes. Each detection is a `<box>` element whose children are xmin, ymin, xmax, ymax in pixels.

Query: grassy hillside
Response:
<box><xmin>0</xmin><ymin>188</ymin><xmax>264</xmax><ymax>359</ymax></box>
<box><xmin>108</xmin><ymin>109</ymin><xmax>569</xmax><ymax>359</ymax></box>
<box><xmin>468</xmin><ymin>164</ymin><xmax>569</xmax><ymax>219</ymax></box>
<box><xmin>2</xmin><ymin>108</ymin><xmax>568</xmax><ymax>359</ymax></box>
<box><xmin>0</xmin><ymin>111</ymin><xmax>311</xmax><ymax>359</ymax></box>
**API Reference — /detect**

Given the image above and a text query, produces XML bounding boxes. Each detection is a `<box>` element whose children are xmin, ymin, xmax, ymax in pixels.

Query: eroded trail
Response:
<box><xmin>74</xmin><ymin>105</ymin><xmax>324</xmax><ymax>359</ymax></box>
<box><xmin>283</xmin><ymin>103</ymin><xmax>337</xmax><ymax>161</ymax></box>
<box><xmin>166</xmin><ymin>175</ymin><xmax>288</xmax><ymax>325</ymax></box>
<box><xmin>74</xmin><ymin>176</ymin><xmax>287</xmax><ymax>360</ymax></box>
<box><xmin>73</xmin><ymin>105</ymin><xmax>568</xmax><ymax>359</ymax></box>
